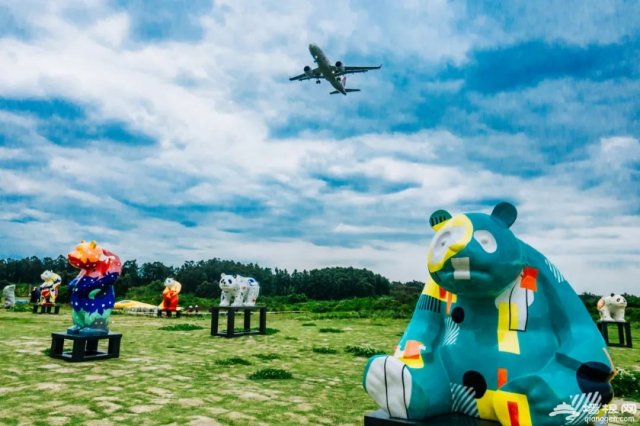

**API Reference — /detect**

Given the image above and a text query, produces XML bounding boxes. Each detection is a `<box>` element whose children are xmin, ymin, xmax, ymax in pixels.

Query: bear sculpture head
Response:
<box><xmin>427</xmin><ymin>202</ymin><xmax>523</xmax><ymax>298</ymax></box>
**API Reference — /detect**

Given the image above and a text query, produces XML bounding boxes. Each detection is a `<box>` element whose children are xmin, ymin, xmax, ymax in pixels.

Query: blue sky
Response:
<box><xmin>0</xmin><ymin>0</ymin><xmax>638</xmax><ymax>293</ymax></box>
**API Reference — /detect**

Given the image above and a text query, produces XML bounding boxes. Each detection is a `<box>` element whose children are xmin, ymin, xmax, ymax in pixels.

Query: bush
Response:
<box><xmin>248</xmin><ymin>368</ymin><xmax>292</xmax><ymax>380</ymax></box>
<box><xmin>612</xmin><ymin>368</ymin><xmax>640</xmax><ymax>400</ymax></box>
<box><xmin>11</xmin><ymin>303</ymin><xmax>32</xmax><ymax>312</ymax></box>
<box><xmin>319</xmin><ymin>327</ymin><xmax>343</xmax><ymax>333</ymax></box>
<box><xmin>215</xmin><ymin>357</ymin><xmax>252</xmax><ymax>366</ymax></box>
<box><xmin>158</xmin><ymin>323</ymin><xmax>204</xmax><ymax>331</ymax></box>
<box><xmin>345</xmin><ymin>344</ymin><xmax>387</xmax><ymax>358</ymax></box>
<box><xmin>312</xmin><ymin>346</ymin><xmax>338</xmax><ymax>354</ymax></box>
<box><xmin>255</xmin><ymin>353</ymin><xmax>281</xmax><ymax>360</ymax></box>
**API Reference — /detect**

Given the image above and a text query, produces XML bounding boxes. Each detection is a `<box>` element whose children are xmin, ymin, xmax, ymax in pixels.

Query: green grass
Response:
<box><xmin>0</xmin><ymin>309</ymin><xmax>637</xmax><ymax>425</ymax></box>
<box><xmin>0</xmin><ymin>309</ymin><xmax>398</xmax><ymax>425</ymax></box>
<box><xmin>158</xmin><ymin>323</ymin><xmax>205</xmax><ymax>331</ymax></box>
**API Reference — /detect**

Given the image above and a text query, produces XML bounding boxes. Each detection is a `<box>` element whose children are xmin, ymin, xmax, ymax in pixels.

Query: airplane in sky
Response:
<box><xmin>289</xmin><ymin>44</ymin><xmax>381</xmax><ymax>95</ymax></box>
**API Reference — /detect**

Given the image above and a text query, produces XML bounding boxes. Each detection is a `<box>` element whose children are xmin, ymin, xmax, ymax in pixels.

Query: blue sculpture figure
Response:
<box><xmin>67</xmin><ymin>241</ymin><xmax>122</xmax><ymax>336</ymax></box>
<box><xmin>364</xmin><ymin>202</ymin><xmax>614</xmax><ymax>425</ymax></box>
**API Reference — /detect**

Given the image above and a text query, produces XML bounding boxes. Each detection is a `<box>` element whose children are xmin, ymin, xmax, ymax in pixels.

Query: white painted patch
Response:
<box><xmin>452</xmin><ymin>257</ymin><xmax>470</xmax><ymax>280</ymax></box>
<box><xmin>364</xmin><ymin>356</ymin><xmax>411</xmax><ymax>419</ymax></box>
<box><xmin>473</xmin><ymin>230</ymin><xmax>497</xmax><ymax>253</ymax></box>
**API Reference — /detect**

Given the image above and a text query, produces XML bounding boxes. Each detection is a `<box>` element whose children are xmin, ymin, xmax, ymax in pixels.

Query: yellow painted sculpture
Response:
<box><xmin>40</xmin><ymin>270</ymin><xmax>62</xmax><ymax>306</ymax></box>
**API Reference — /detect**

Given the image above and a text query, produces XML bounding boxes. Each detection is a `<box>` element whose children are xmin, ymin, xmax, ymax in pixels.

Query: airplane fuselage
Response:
<box><xmin>309</xmin><ymin>43</ymin><xmax>346</xmax><ymax>95</ymax></box>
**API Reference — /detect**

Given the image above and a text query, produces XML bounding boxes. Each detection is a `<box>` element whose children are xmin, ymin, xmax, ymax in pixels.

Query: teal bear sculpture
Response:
<box><xmin>363</xmin><ymin>202</ymin><xmax>614</xmax><ymax>425</ymax></box>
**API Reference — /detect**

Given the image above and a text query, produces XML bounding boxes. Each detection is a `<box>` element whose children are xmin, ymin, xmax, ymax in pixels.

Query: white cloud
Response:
<box><xmin>0</xmin><ymin>1</ymin><xmax>637</xmax><ymax>297</ymax></box>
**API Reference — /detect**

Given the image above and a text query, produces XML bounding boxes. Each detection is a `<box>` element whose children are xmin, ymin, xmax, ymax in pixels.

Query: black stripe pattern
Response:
<box><xmin>417</xmin><ymin>294</ymin><xmax>442</xmax><ymax>313</ymax></box>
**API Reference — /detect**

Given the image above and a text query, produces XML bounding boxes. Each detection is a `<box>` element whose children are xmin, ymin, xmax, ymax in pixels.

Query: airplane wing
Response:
<box><xmin>289</xmin><ymin>67</ymin><xmax>321</xmax><ymax>81</ymax></box>
<box><xmin>334</xmin><ymin>65</ymin><xmax>382</xmax><ymax>76</ymax></box>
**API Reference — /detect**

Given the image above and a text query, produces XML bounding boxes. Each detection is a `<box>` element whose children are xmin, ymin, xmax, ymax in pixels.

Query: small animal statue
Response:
<box><xmin>159</xmin><ymin>278</ymin><xmax>181</xmax><ymax>312</ymax></box>
<box><xmin>597</xmin><ymin>293</ymin><xmax>627</xmax><ymax>322</ymax></box>
<box><xmin>39</xmin><ymin>270</ymin><xmax>62</xmax><ymax>305</ymax></box>
<box><xmin>363</xmin><ymin>202</ymin><xmax>614</xmax><ymax>425</ymax></box>
<box><xmin>2</xmin><ymin>284</ymin><xmax>16</xmax><ymax>308</ymax></box>
<box><xmin>219</xmin><ymin>273</ymin><xmax>260</xmax><ymax>307</ymax></box>
<box><xmin>67</xmin><ymin>241</ymin><xmax>122</xmax><ymax>336</ymax></box>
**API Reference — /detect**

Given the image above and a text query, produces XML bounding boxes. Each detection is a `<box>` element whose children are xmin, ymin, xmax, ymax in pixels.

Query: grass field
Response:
<box><xmin>0</xmin><ymin>308</ymin><xmax>638</xmax><ymax>426</ymax></box>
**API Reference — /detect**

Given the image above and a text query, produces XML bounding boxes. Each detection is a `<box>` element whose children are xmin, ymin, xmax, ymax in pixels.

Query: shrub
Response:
<box><xmin>248</xmin><ymin>368</ymin><xmax>292</xmax><ymax>380</ymax></box>
<box><xmin>612</xmin><ymin>368</ymin><xmax>640</xmax><ymax>400</ymax></box>
<box><xmin>159</xmin><ymin>323</ymin><xmax>204</xmax><ymax>331</ymax></box>
<box><xmin>345</xmin><ymin>344</ymin><xmax>387</xmax><ymax>358</ymax></box>
<box><xmin>319</xmin><ymin>327</ymin><xmax>343</xmax><ymax>333</ymax></box>
<box><xmin>215</xmin><ymin>357</ymin><xmax>252</xmax><ymax>366</ymax></box>
<box><xmin>255</xmin><ymin>353</ymin><xmax>281</xmax><ymax>360</ymax></box>
<box><xmin>312</xmin><ymin>346</ymin><xmax>338</xmax><ymax>354</ymax></box>
<box><xmin>11</xmin><ymin>303</ymin><xmax>31</xmax><ymax>312</ymax></box>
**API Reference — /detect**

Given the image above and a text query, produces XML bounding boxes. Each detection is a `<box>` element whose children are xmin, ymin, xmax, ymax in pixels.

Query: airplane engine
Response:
<box><xmin>304</xmin><ymin>65</ymin><xmax>313</xmax><ymax>77</ymax></box>
<box><xmin>335</xmin><ymin>61</ymin><xmax>345</xmax><ymax>72</ymax></box>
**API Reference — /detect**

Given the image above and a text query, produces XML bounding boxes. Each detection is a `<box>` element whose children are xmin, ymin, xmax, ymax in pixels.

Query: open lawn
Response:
<box><xmin>0</xmin><ymin>309</ymin><xmax>638</xmax><ymax>425</ymax></box>
<box><xmin>0</xmin><ymin>308</ymin><xmax>399</xmax><ymax>426</ymax></box>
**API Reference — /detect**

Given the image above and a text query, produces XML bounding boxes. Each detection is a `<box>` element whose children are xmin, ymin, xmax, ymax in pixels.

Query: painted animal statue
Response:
<box><xmin>2</xmin><ymin>284</ymin><xmax>16</xmax><ymax>308</ymax></box>
<box><xmin>159</xmin><ymin>278</ymin><xmax>182</xmax><ymax>311</ymax></box>
<box><xmin>597</xmin><ymin>293</ymin><xmax>627</xmax><ymax>322</ymax></box>
<box><xmin>363</xmin><ymin>202</ymin><xmax>614</xmax><ymax>425</ymax></box>
<box><xmin>39</xmin><ymin>270</ymin><xmax>62</xmax><ymax>305</ymax></box>
<box><xmin>67</xmin><ymin>241</ymin><xmax>122</xmax><ymax>336</ymax></box>
<box><xmin>219</xmin><ymin>273</ymin><xmax>260</xmax><ymax>307</ymax></box>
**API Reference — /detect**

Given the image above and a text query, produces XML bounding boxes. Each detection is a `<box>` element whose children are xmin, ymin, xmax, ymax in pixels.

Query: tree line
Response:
<box><xmin>0</xmin><ymin>256</ymin><xmax>393</xmax><ymax>301</ymax></box>
<box><xmin>1</xmin><ymin>256</ymin><xmax>638</xmax><ymax>320</ymax></box>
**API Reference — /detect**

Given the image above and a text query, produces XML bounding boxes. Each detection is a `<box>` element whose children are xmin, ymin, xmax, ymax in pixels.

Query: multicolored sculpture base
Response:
<box><xmin>50</xmin><ymin>331</ymin><xmax>122</xmax><ymax>362</ymax></box>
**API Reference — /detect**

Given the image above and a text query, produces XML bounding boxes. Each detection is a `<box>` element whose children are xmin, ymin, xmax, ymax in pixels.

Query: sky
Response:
<box><xmin>0</xmin><ymin>0</ymin><xmax>638</xmax><ymax>294</ymax></box>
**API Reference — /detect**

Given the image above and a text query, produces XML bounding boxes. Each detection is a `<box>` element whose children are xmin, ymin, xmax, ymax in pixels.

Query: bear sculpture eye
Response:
<box><xmin>473</xmin><ymin>230</ymin><xmax>497</xmax><ymax>253</ymax></box>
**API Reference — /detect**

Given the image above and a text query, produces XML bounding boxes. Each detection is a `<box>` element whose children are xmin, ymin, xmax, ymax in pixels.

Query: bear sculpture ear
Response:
<box><xmin>429</xmin><ymin>210</ymin><xmax>452</xmax><ymax>231</ymax></box>
<box><xmin>491</xmin><ymin>202</ymin><xmax>518</xmax><ymax>228</ymax></box>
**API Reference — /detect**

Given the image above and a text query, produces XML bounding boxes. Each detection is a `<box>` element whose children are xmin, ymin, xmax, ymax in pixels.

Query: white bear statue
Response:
<box><xmin>3</xmin><ymin>284</ymin><xmax>16</xmax><ymax>308</ymax></box>
<box><xmin>219</xmin><ymin>273</ymin><xmax>260</xmax><ymax>307</ymax></box>
<box><xmin>597</xmin><ymin>293</ymin><xmax>627</xmax><ymax>322</ymax></box>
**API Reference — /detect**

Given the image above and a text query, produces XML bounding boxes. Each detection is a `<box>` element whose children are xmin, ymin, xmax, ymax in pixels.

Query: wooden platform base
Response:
<box><xmin>364</xmin><ymin>410</ymin><xmax>498</xmax><ymax>426</ymax></box>
<box><xmin>597</xmin><ymin>320</ymin><xmax>632</xmax><ymax>348</ymax></box>
<box><xmin>32</xmin><ymin>304</ymin><xmax>60</xmax><ymax>314</ymax></box>
<box><xmin>49</xmin><ymin>332</ymin><xmax>122</xmax><ymax>362</ymax></box>
<box><xmin>210</xmin><ymin>306</ymin><xmax>267</xmax><ymax>338</ymax></box>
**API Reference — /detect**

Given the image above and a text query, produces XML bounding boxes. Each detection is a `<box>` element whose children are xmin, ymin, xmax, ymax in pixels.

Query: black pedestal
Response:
<box><xmin>32</xmin><ymin>304</ymin><xmax>60</xmax><ymax>314</ymax></box>
<box><xmin>157</xmin><ymin>309</ymin><xmax>181</xmax><ymax>318</ymax></box>
<box><xmin>210</xmin><ymin>306</ymin><xmax>267</xmax><ymax>338</ymax></box>
<box><xmin>597</xmin><ymin>321</ymin><xmax>632</xmax><ymax>348</ymax></box>
<box><xmin>364</xmin><ymin>410</ymin><xmax>498</xmax><ymax>426</ymax></box>
<box><xmin>49</xmin><ymin>332</ymin><xmax>122</xmax><ymax>362</ymax></box>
